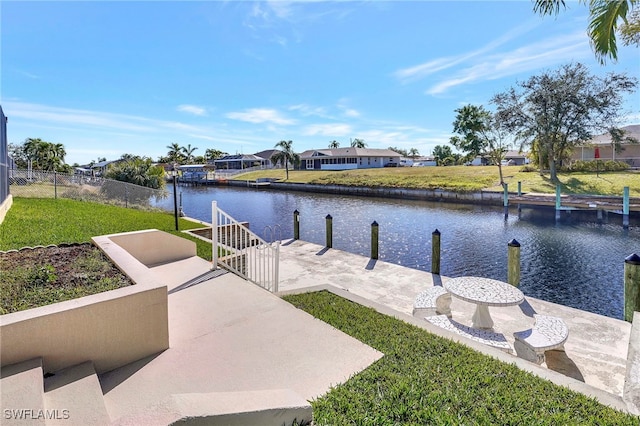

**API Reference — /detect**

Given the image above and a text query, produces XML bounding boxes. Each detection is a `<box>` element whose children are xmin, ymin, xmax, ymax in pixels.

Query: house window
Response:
<box><xmin>306</xmin><ymin>159</ymin><xmax>313</xmax><ymax>169</ymax></box>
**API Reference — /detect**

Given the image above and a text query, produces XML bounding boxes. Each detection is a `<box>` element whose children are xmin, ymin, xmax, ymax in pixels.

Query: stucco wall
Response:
<box><xmin>0</xmin><ymin>281</ymin><xmax>169</xmax><ymax>374</ymax></box>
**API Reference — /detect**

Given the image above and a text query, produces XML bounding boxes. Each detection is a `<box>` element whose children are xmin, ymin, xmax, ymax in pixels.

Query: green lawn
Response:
<box><xmin>0</xmin><ymin>198</ymin><xmax>213</xmax><ymax>259</ymax></box>
<box><xmin>235</xmin><ymin>166</ymin><xmax>640</xmax><ymax>196</ymax></box>
<box><xmin>283</xmin><ymin>291</ymin><xmax>639</xmax><ymax>425</ymax></box>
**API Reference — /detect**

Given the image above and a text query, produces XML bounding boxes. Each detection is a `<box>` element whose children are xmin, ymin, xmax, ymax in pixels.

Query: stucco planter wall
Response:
<box><xmin>0</xmin><ymin>229</ymin><xmax>197</xmax><ymax>375</ymax></box>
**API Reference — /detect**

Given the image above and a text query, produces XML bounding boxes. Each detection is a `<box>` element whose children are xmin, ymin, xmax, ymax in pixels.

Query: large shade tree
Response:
<box><xmin>492</xmin><ymin>62</ymin><xmax>637</xmax><ymax>183</ymax></box>
<box><xmin>271</xmin><ymin>140</ymin><xmax>300</xmax><ymax>180</ymax></box>
<box><xmin>533</xmin><ymin>0</ymin><xmax>638</xmax><ymax>63</ymax></box>
<box><xmin>450</xmin><ymin>105</ymin><xmax>513</xmax><ymax>186</ymax></box>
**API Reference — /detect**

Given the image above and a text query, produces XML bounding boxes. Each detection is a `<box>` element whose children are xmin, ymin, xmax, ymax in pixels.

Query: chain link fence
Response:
<box><xmin>8</xmin><ymin>169</ymin><xmax>170</xmax><ymax>210</ymax></box>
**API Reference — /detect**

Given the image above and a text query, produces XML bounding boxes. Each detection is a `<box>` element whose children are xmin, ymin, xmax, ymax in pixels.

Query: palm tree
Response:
<box><xmin>205</xmin><ymin>148</ymin><xmax>224</xmax><ymax>161</ymax></box>
<box><xmin>408</xmin><ymin>148</ymin><xmax>420</xmax><ymax>159</ymax></box>
<box><xmin>350</xmin><ymin>138</ymin><xmax>367</xmax><ymax>148</ymax></box>
<box><xmin>165</xmin><ymin>142</ymin><xmax>183</xmax><ymax>164</ymax></box>
<box><xmin>533</xmin><ymin>0</ymin><xmax>637</xmax><ymax>63</ymax></box>
<box><xmin>328</xmin><ymin>140</ymin><xmax>340</xmax><ymax>149</ymax></box>
<box><xmin>181</xmin><ymin>144</ymin><xmax>198</xmax><ymax>164</ymax></box>
<box><xmin>23</xmin><ymin>138</ymin><xmax>66</xmax><ymax>171</ymax></box>
<box><xmin>272</xmin><ymin>140</ymin><xmax>300</xmax><ymax>180</ymax></box>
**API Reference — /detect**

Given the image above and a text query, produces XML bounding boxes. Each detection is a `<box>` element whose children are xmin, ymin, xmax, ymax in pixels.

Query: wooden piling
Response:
<box><xmin>371</xmin><ymin>221</ymin><xmax>379</xmax><ymax>260</ymax></box>
<box><xmin>432</xmin><ymin>229</ymin><xmax>441</xmax><ymax>275</ymax></box>
<box><xmin>325</xmin><ymin>214</ymin><xmax>333</xmax><ymax>248</ymax></box>
<box><xmin>623</xmin><ymin>186</ymin><xmax>630</xmax><ymax>229</ymax></box>
<box><xmin>625</xmin><ymin>254</ymin><xmax>640</xmax><ymax>322</ymax></box>
<box><xmin>555</xmin><ymin>184</ymin><xmax>561</xmax><ymax>221</ymax></box>
<box><xmin>508</xmin><ymin>239</ymin><xmax>521</xmax><ymax>287</ymax></box>
<box><xmin>293</xmin><ymin>210</ymin><xmax>300</xmax><ymax>240</ymax></box>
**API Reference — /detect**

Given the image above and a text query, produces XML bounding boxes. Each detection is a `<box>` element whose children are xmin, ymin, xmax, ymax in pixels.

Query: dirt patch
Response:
<box><xmin>0</xmin><ymin>244</ymin><xmax>134</xmax><ymax>314</ymax></box>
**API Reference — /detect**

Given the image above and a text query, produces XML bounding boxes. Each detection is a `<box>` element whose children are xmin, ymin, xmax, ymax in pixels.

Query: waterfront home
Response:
<box><xmin>212</xmin><ymin>154</ymin><xmax>269</xmax><ymax>170</ymax></box>
<box><xmin>299</xmin><ymin>147</ymin><xmax>402</xmax><ymax>170</ymax></box>
<box><xmin>571</xmin><ymin>124</ymin><xmax>640</xmax><ymax>167</ymax></box>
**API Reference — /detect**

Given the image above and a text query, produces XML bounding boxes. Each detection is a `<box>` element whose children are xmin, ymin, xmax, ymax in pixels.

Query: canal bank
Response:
<box><xmin>225</xmin><ymin>179</ymin><xmax>640</xmax><ymax>223</ymax></box>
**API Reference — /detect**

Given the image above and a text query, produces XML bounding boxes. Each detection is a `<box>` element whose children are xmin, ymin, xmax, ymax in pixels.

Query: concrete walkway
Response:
<box><xmin>99</xmin><ymin>236</ymin><xmax>635</xmax><ymax>421</ymax></box>
<box><xmin>276</xmin><ymin>239</ymin><xmax>632</xmax><ymax>399</ymax></box>
<box><xmin>99</xmin><ymin>255</ymin><xmax>382</xmax><ymax>424</ymax></box>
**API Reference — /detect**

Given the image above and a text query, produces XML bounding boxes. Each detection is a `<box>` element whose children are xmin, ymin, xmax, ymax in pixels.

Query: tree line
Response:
<box><xmin>8</xmin><ymin>62</ymin><xmax>637</xmax><ymax>189</ymax></box>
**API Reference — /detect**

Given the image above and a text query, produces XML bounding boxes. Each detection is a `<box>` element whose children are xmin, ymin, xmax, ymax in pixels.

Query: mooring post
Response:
<box><xmin>325</xmin><ymin>214</ymin><xmax>333</xmax><ymax>248</ymax></box>
<box><xmin>623</xmin><ymin>186</ymin><xmax>630</xmax><ymax>229</ymax></box>
<box><xmin>503</xmin><ymin>183</ymin><xmax>509</xmax><ymax>218</ymax></box>
<box><xmin>517</xmin><ymin>181</ymin><xmax>522</xmax><ymax>196</ymax></box>
<box><xmin>625</xmin><ymin>253</ymin><xmax>640</xmax><ymax>322</ymax></box>
<box><xmin>293</xmin><ymin>210</ymin><xmax>300</xmax><ymax>240</ymax></box>
<box><xmin>507</xmin><ymin>239</ymin><xmax>521</xmax><ymax>287</ymax></box>
<box><xmin>371</xmin><ymin>221</ymin><xmax>379</xmax><ymax>260</ymax></box>
<box><xmin>432</xmin><ymin>229</ymin><xmax>441</xmax><ymax>275</ymax></box>
<box><xmin>555</xmin><ymin>184</ymin><xmax>562</xmax><ymax>221</ymax></box>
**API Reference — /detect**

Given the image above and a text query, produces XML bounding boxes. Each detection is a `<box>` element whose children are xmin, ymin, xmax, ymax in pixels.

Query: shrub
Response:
<box><xmin>519</xmin><ymin>165</ymin><xmax>537</xmax><ymax>172</ymax></box>
<box><xmin>564</xmin><ymin>160</ymin><xmax>629</xmax><ymax>172</ymax></box>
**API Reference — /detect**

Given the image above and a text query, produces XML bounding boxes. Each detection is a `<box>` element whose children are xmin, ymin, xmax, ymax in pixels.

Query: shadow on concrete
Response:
<box><xmin>315</xmin><ymin>247</ymin><xmax>330</xmax><ymax>256</ymax></box>
<box><xmin>519</xmin><ymin>299</ymin><xmax>537</xmax><ymax>318</ymax></box>
<box><xmin>281</xmin><ymin>239</ymin><xmax>295</xmax><ymax>246</ymax></box>
<box><xmin>365</xmin><ymin>259</ymin><xmax>377</xmax><ymax>270</ymax></box>
<box><xmin>545</xmin><ymin>350</ymin><xmax>585</xmax><ymax>382</ymax></box>
<box><xmin>432</xmin><ymin>275</ymin><xmax>443</xmax><ymax>287</ymax></box>
<box><xmin>100</xmin><ymin>352</ymin><xmax>163</xmax><ymax>394</ymax></box>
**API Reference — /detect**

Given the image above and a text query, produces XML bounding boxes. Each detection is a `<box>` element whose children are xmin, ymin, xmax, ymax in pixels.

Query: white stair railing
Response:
<box><xmin>211</xmin><ymin>201</ymin><xmax>279</xmax><ymax>292</ymax></box>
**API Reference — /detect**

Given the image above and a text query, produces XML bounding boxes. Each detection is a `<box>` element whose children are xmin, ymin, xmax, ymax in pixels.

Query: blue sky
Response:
<box><xmin>2</xmin><ymin>1</ymin><xmax>639</xmax><ymax>166</ymax></box>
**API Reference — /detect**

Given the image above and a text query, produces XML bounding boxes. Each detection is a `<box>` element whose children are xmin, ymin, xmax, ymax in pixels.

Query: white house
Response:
<box><xmin>299</xmin><ymin>147</ymin><xmax>402</xmax><ymax>171</ymax></box>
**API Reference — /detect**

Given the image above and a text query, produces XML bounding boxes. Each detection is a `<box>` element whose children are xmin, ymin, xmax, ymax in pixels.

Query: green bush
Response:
<box><xmin>519</xmin><ymin>165</ymin><xmax>537</xmax><ymax>172</ymax></box>
<box><xmin>564</xmin><ymin>160</ymin><xmax>629</xmax><ymax>172</ymax></box>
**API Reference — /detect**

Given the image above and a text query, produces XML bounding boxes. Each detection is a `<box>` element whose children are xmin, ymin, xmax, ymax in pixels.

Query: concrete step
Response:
<box><xmin>43</xmin><ymin>361</ymin><xmax>110</xmax><ymax>426</ymax></box>
<box><xmin>111</xmin><ymin>389</ymin><xmax>312</xmax><ymax>426</ymax></box>
<box><xmin>0</xmin><ymin>358</ymin><xmax>46</xmax><ymax>425</ymax></box>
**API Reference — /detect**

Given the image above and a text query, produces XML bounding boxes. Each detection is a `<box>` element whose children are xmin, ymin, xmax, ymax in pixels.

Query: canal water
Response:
<box><xmin>154</xmin><ymin>185</ymin><xmax>640</xmax><ymax>320</ymax></box>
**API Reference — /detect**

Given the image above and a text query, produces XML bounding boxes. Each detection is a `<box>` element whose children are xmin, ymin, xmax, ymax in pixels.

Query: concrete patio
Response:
<box><xmin>2</xmin><ymin>231</ymin><xmax>638</xmax><ymax>425</ymax></box>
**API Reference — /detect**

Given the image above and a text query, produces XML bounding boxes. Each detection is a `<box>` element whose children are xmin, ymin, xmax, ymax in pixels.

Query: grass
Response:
<box><xmin>283</xmin><ymin>291</ymin><xmax>639</xmax><ymax>425</ymax></box>
<box><xmin>0</xmin><ymin>198</ymin><xmax>213</xmax><ymax>260</ymax></box>
<box><xmin>235</xmin><ymin>166</ymin><xmax>640</xmax><ymax>196</ymax></box>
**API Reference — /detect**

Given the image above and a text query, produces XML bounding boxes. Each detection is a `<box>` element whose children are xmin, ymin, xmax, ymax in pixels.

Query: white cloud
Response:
<box><xmin>425</xmin><ymin>31</ymin><xmax>590</xmax><ymax>95</ymax></box>
<box><xmin>288</xmin><ymin>103</ymin><xmax>329</xmax><ymax>117</ymax></box>
<box><xmin>394</xmin><ymin>18</ymin><xmax>542</xmax><ymax>84</ymax></box>
<box><xmin>303</xmin><ymin>123</ymin><xmax>352</xmax><ymax>136</ymax></box>
<box><xmin>225</xmin><ymin>108</ymin><xmax>295</xmax><ymax>125</ymax></box>
<box><xmin>177</xmin><ymin>104</ymin><xmax>207</xmax><ymax>116</ymax></box>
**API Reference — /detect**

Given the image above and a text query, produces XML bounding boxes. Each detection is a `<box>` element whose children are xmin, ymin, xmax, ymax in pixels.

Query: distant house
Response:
<box><xmin>178</xmin><ymin>164</ymin><xmax>214</xmax><ymax>182</ymax></box>
<box><xmin>504</xmin><ymin>151</ymin><xmax>529</xmax><ymax>166</ymax></box>
<box><xmin>299</xmin><ymin>147</ymin><xmax>402</xmax><ymax>170</ymax></box>
<box><xmin>411</xmin><ymin>156</ymin><xmax>437</xmax><ymax>167</ymax></box>
<box><xmin>212</xmin><ymin>154</ymin><xmax>269</xmax><ymax>170</ymax></box>
<box><xmin>467</xmin><ymin>151</ymin><xmax>529</xmax><ymax>166</ymax></box>
<box><xmin>571</xmin><ymin>124</ymin><xmax>640</xmax><ymax>167</ymax></box>
<box><xmin>254</xmin><ymin>149</ymin><xmax>282</xmax><ymax>168</ymax></box>
<box><xmin>90</xmin><ymin>159</ymin><xmax>123</xmax><ymax>176</ymax></box>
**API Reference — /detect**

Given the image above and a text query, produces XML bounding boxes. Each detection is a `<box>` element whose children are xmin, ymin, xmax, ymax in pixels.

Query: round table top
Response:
<box><xmin>443</xmin><ymin>276</ymin><xmax>524</xmax><ymax>307</ymax></box>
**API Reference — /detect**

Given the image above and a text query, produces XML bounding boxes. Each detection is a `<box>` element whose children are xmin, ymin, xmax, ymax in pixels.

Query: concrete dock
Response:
<box><xmin>276</xmin><ymin>239</ymin><xmax>632</xmax><ymax>401</ymax></box>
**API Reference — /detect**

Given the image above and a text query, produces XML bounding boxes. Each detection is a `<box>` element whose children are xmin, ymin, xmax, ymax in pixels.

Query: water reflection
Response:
<box><xmin>153</xmin><ymin>185</ymin><xmax>639</xmax><ymax>319</ymax></box>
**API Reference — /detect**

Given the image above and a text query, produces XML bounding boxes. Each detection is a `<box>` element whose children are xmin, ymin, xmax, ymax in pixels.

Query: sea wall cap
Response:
<box><xmin>626</xmin><ymin>253</ymin><xmax>640</xmax><ymax>265</ymax></box>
